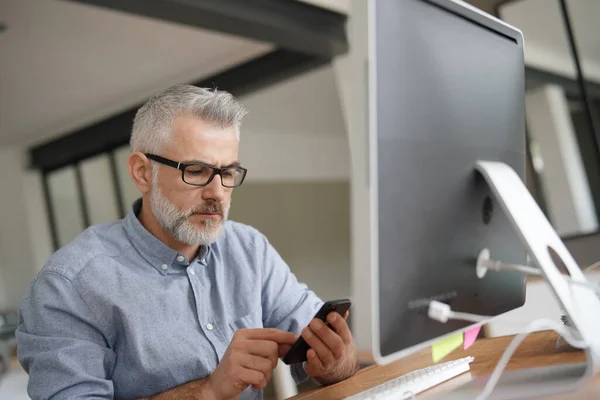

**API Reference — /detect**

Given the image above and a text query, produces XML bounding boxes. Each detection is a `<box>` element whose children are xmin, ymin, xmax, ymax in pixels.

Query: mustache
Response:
<box><xmin>186</xmin><ymin>202</ymin><xmax>226</xmax><ymax>216</ymax></box>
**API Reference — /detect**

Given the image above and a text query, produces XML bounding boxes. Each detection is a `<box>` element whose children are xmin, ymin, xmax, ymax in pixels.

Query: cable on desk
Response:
<box><xmin>428</xmin><ymin>303</ymin><xmax>592</xmax><ymax>400</ymax></box>
<box><xmin>428</xmin><ymin>255</ymin><xmax>600</xmax><ymax>398</ymax></box>
<box><xmin>583</xmin><ymin>260</ymin><xmax>600</xmax><ymax>274</ymax></box>
<box><xmin>474</xmin><ymin>318</ymin><xmax>590</xmax><ymax>400</ymax></box>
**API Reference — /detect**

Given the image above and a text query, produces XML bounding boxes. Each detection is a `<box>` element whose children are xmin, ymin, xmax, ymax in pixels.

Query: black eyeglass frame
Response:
<box><xmin>145</xmin><ymin>153</ymin><xmax>248</xmax><ymax>188</ymax></box>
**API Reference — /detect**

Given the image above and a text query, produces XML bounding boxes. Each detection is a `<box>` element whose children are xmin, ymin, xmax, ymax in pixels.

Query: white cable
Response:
<box><xmin>443</xmin><ymin>255</ymin><xmax>600</xmax><ymax>398</ymax></box>
<box><xmin>565</xmin><ymin>277</ymin><xmax>600</xmax><ymax>294</ymax></box>
<box><xmin>482</xmin><ymin>260</ymin><xmax>544</xmax><ymax>277</ymax></box>
<box><xmin>428</xmin><ymin>302</ymin><xmax>593</xmax><ymax>400</ymax></box>
<box><xmin>583</xmin><ymin>260</ymin><xmax>600</xmax><ymax>274</ymax></box>
<box><xmin>475</xmin><ymin>318</ymin><xmax>590</xmax><ymax>400</ymax></box>
<box><xmin>428</xmin><ymin>301</ymin><xmax>490</xmax><ymax>324</ymax></box>
<box><xmin>478</xmin><ymin>256</ymin><xmax>600</xmax><ymax>295</ymax></box>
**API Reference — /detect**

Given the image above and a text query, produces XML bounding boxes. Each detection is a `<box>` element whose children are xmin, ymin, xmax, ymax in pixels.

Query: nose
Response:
<box><xmin>201</xmin><ymin>174</ymin><xmax>226</xmax><ymax>203</ymax></box>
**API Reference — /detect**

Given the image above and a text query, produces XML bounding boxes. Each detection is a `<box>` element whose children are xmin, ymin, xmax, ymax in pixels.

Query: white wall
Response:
<box><xmin>0</xmin><ymin>146</ymin><xmax>51</xmax><ymax>310</ymax></box>
<box><xmin>240</xmin><ymin>133</ymin><xmax>349</xmax><ymax>182</ymax></box>
<box><xmin>22</xmin><ymin>170</ymin><xmax>53</xmax><ymax>273</ymax></box>
<box><xmin>525</xmin><ymin>85</ymin><xmax>598</xmax><ymax>236</ymax></box>
<box><xmin>333</xmin><ymin>0</ymin><xmax>371</xmax><ymax>350</ymax></box>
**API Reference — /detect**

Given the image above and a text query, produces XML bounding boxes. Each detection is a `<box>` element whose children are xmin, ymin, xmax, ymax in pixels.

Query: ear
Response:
<box><xmin>128</xmin><ymin>152</ymin><xmax>153</xmax><ymax>194</ymax></box>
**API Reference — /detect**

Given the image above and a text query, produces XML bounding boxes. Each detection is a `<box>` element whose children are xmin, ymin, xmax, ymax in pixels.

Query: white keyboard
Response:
<box><xmin>345</xmin><ymin>356</ymin><xmax>474</xmax><ymax>400</ymax></box>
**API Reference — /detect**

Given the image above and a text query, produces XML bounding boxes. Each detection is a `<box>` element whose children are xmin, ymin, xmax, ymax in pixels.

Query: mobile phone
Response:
<box><xmin>282</xmin><ymin>299</ymin><xmax>352</xmax><ymax>365</ymax></box>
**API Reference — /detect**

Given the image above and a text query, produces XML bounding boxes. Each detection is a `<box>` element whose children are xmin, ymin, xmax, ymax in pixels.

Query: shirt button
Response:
<box><xmin>177</xmin><ymin>255</ymin><xmax>185</xmax><ymax>262</ymax></box>
<box><xmin>161</xmin><ymin>264</ymin><xmax>168</xmax><ymax>270</ymax></box>
<box><xmin>206</xmin><ymin>323</ymin><xmax>214</xmax><ymax>331</ymax></box>
<box><xmin>189</xmin><ymin>269</ymin><xmax>196</xmax><ymax>276</ymax></box>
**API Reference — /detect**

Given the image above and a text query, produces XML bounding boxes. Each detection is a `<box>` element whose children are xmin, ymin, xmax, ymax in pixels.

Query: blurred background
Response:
<box><xmin>0</xmin><ymin>0</ymin><xmax>598</xmax><ymax>398</ymax></box>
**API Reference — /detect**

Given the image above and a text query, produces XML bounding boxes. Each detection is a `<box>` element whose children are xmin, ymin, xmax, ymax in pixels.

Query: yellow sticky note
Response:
<box><xmin>431</xmin><ymin>332</ymin><xmax>463</xmax><ymax>363</ymax></box>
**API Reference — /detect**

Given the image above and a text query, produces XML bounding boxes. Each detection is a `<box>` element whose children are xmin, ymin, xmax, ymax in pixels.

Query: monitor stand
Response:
<box><xmin>439</xmin><ymin>161</ymin><xmax>600</xmax><ymax>399</ymax></box>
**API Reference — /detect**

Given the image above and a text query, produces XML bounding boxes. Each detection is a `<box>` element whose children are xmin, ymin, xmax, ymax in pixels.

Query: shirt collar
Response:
<box><xmin>122</xmin><ymin>199</ymin><xmax>209</xmax><ymax>275</ymax></box>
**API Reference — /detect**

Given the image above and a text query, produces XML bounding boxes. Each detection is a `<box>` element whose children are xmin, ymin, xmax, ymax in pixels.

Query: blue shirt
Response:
<box><xmin>17</xmin><ymin>199</ymin><xmax>323</xmax><ymax>400</ymax></box>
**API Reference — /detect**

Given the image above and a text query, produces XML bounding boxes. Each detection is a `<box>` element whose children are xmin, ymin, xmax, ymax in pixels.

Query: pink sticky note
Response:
<box><xmin>463</xmin><ymin>326</ymin><xmax>481</xmax><ymax>350</ymax></box>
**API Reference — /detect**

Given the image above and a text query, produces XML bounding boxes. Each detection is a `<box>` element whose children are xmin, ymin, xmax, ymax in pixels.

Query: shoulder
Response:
<box><xmin>212</xmin><ymin>220</ymin><xmax>282</xmax><ymax>267</ymax></box>
<box><xmin>220</xmin><ymin>220</ymin><xmax>269</xmax><ymax>249</ymax></box>
<box><xmin>41</xmin><ymin>220</ymin><xmax>128</xmax><ymax>281</ymax></box>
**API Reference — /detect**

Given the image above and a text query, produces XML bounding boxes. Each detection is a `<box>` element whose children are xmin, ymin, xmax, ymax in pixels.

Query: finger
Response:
<box><xmin>237</xmin><ymin>367</ymin><xmax>269</xmax><ymax>391</ymax></box>
<box><xmin>278</xmin><ymin>344</ymin><xmax>293</xmax><ymax>358</ymax></box>
<box><xmin>343</xmin><ymin>310</ymin><xmax>350</xmax><ymax>320</ymax></box>
<box><xmin>242</xmin><ymin>328</ymin><xmax>299</xmax><ymax>344</ymax></box>
<box><xmin>302</xmin><ymin>325</ymin><xmax>335</xmax><ymax>365</ymax></box>
<box><xmin>306</xmin><ymin>348</ymin><xmax>324</xmax><ymax>374</ymax></box>
<box><xmin>244</xmin><ymin>340</ymin><xmax>279</xmax><ymax>365</ymax></box>
<box><xmin>240</xmin><ymin>354</ymin><xmax>274</xmax><ymax>382</ymax></box>
<box><xmin>327</xmin><ymin>312</ymin><xmax>353</xmax><ymax>344</ymax></box>
<box><xmin>310</xmin><ymin>318</ymin><xmax>345</xmax><ymax>359</ymax></box>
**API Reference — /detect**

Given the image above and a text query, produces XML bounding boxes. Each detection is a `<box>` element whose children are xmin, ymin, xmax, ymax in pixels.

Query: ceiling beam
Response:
<box><xmin>29</xmin><ymin>50</ymin><xmax>330</xmax><ymax>171</ymax></box>
<box><xmin>31</xmin><ymin>0</ymin><xmax>347</xmax><ymax>171</ymax></box>
<box><xmin>66</xmin><ymin>0</ymin><xmax>348</xmax><ymax>58</ymax></box>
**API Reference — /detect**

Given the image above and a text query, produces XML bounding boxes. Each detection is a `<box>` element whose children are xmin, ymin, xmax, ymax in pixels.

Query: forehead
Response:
<box><xmin>165</xmin><ymin>115</ymin><xmax>239</xmax><ymax>163</ymax></box>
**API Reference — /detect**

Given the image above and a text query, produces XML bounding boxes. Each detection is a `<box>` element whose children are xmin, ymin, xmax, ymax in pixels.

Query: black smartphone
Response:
<box><xmin>282</xmin><ymin>299</ymin><xmax>352</xmax><ymax>365</ymax></box>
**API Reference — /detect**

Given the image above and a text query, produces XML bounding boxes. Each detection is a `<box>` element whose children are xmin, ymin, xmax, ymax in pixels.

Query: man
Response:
<box><xmin>16</xmin><ymin>84</ymin><xmax>359</xmax><ymax>399</ymax></box>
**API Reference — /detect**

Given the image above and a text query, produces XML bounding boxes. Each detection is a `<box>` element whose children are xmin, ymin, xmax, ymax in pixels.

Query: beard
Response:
<box><xmin>150</xmin><ymin>178</ymin><xmax>230</xmax><ymax>246</ymax></box>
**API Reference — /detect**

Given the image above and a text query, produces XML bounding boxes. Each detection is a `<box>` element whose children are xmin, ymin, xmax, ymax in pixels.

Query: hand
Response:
<box><xmin>206</xmin><ymin>328</ymin><xmax>298</xmax><ymax>400</ymax></box>
<box><xmin>301</xmin><ymin>311</ymin><xmax>359</xmax><ymax>385</ymax></box>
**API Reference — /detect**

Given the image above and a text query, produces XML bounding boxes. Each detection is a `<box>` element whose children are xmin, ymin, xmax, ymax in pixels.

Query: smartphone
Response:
<box><xmin>282</xmin><ymin>299</ymin><xmax>352</xmax><ymax>365</ymax></box>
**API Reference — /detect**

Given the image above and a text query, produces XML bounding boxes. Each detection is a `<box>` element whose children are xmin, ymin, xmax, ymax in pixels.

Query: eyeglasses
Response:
<box><xmin>145</xmin><ymin>154</ymin><xmax>248</xmax><ymax>188</ymax></box>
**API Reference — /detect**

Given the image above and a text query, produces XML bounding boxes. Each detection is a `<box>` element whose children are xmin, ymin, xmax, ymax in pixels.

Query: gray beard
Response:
<box><xmin>150</xmin><ymin>184</ymin><xmax>230</xmax><ymax>246</ymax></box>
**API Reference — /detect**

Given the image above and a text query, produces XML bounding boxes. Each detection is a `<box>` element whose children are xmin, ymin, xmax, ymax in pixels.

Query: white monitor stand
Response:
<box><xmin>441</xmin><ymin>161</ymin><xmax>600</xmax><ymax>400</ymax></box>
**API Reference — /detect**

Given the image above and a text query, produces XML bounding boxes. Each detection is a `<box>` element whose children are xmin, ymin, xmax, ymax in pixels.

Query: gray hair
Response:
<box><xmin>130</xmin><ymin>84</ymin><xmax>247</xmax><ymax>154</ymax></box>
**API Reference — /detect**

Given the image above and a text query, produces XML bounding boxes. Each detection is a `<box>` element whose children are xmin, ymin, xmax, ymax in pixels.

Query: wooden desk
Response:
<box><xmin>289</xmin><ymin>331</ymin><xmax>600</xmax><ymax>399</ymax></box>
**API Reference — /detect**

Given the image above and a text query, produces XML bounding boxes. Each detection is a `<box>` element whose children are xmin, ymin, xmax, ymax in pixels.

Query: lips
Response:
<box><xmin>193</xmin><ymin>211</ymin><xmax>222</xmax><ymax>217</ymax></box>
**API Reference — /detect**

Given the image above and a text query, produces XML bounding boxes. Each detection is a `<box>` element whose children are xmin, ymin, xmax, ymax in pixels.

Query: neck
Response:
<box><xmin>138</xmin><ymin>196</ymin><xmax>201</xmax><ymax>261</ymax></box>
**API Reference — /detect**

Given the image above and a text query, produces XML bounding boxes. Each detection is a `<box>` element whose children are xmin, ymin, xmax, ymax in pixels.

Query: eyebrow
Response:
<box><xmin>182</xmin><ymin>159</ymin><xmax>241</xmax><ymax>168</ymax></box>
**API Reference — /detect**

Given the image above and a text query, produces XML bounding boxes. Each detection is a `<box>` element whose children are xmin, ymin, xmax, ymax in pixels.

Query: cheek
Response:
<box><xmin>163</xmin><ymin>185</ymin><xmax>198</xmax><ymax>209</ymax></box>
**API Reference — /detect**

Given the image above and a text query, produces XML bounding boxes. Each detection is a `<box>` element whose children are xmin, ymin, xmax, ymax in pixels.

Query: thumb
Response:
<box><xmin>278</xmin><ymin>343</ymin><xmax>294</xmax><ymax>358</ymax></box>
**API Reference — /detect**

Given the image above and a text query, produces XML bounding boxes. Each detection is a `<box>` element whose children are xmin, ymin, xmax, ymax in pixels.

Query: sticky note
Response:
<box><xmin>432</xmin><ymin>332</ymin><xmax>463</xmax><ymax>363</ymax></box>
<box><xmin>463</xmin><ymin>326</ymin><xmax>481</xmax><ymax>350</ymax></box>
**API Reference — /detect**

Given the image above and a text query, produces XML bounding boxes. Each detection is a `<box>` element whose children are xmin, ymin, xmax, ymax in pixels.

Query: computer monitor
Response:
<box><xmin>368</xmin><ymin>0</ymin><xmax>528</xmax><ymax>364</ymax></box>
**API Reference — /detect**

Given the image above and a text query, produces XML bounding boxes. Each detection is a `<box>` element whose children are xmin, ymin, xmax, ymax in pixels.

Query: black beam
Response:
<box><xmin>41</xmin><ymin>171</ymin><xmax>60</xmax><ymax>250</ymax></box>
<box><xmin>74</xmin><ymin>163</ymin><xmax>91</xmax><ymax>228</ymax></box>
<box><xmin>29</xmin><ymin>49</ymin><xmax>329</xmax><ymax>171</ymax></box>
<box><xmin>66</xmin><ymin>0</ymin><xmax>347</xmax><ymax>58</ymax></box>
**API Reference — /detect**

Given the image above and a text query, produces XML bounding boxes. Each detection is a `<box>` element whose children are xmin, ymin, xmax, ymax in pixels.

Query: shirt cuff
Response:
<box><xmin>290</xmin><ymin>361</ymin><xmax>309</xmax><ymax>384</ymax></box>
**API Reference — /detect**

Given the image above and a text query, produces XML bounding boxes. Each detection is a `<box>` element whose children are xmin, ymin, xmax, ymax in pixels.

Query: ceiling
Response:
<box><xmin>0</xmin><ymin>0</ymin><xmax>273</xmax><ymax>147</ymax></box>
<box><xmin>3</xmin><ymin>0</ymin><xmax>595</xmax><ymax>150</ymax></box>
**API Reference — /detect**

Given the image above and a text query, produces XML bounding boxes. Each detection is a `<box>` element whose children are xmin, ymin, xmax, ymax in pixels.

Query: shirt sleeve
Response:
<box><xmin>16</xmin><ymin>269</ymin><xmax>116</xmax><ymax>400</ymax></box>
<box><xmin>257</xmin><ymin>234</ymin><xmax>324</xmax><ymax>383</ymax></box>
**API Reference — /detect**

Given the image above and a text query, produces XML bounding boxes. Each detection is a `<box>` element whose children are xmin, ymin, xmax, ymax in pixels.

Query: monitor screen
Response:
<box><xmin>370</xmin><ymin>0</ymin><xmax>527</xmax><ymax>361</ymax></box>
